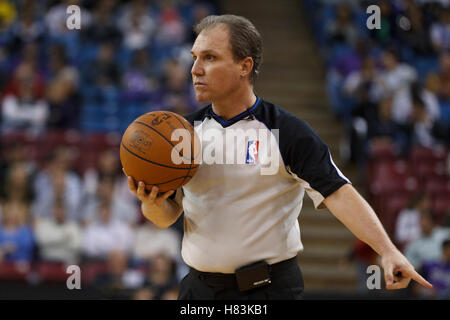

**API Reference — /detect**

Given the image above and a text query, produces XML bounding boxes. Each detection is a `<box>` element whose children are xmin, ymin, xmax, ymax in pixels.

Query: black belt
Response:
<box><xmin>190</xmin><ymin>256</ymin><xmax>298</xmax><ymax>290</ymax></box>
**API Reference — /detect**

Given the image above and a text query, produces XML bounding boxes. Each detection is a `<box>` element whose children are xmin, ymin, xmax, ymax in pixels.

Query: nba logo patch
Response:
<box><xmin>246</xmin><ymin>140</ymin><xmax>259</xmax><ymax>164</ymax></box>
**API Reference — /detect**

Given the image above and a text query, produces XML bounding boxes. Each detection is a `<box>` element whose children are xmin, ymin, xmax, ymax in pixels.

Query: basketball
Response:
<box><xmin>120</xmin><ymin>111</ymin><xmax>200</xmax><ymax>193</ymax></box>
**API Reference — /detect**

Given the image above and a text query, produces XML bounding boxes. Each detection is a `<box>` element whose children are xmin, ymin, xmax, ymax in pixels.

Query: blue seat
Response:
<box><xmin>413</xmin><ymin>56</ymin><xmax>439</xmax><ymax>80</ymax></box>
<box><xmin>438</xmin><ymin>99</ymin><xmax>450</xmax><ymax>127</ymax></box>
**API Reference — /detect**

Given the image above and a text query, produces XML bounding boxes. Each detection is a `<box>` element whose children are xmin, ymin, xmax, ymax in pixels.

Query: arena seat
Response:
<box><xmin>381</xmin><ymin>193</ymin><xmax>412</xmax><ymax>236</ymax></box>
<box><xmin>417</xmin><ymin>162</ymin><xmax>447</xmax><ymax>182</ymax></box>
<box><xmin>81</xmin><ymin>262</ymin><xmax>108</xmax><ymax>285</ymax></box>
<box><xmin>83</xmin><ymin>132</ymin><xmax>121</xmax><ymax>150</ymax></box>
<box><xmin>425</xmin><ymin>177</ymin><xmax>450</xmax><ymax>196</ymax></box>
<box><xmin>36</xmin><ymin>262</ymin><xmax>68</xmax><ymax>283</ymax></box>
<box><xmin>0</xmin><ymin>262</ymin><xmax>30</xmax><ymax>282</ymax></box>
<box><xmin>433</xmin><ymin>195</ymin><xmax>450</xmax><ymax>223</ymax></box>
<box><xmin>410</xmin><ymin>145</ymin><xmax>448</xmax><ymax>166</ymax></box>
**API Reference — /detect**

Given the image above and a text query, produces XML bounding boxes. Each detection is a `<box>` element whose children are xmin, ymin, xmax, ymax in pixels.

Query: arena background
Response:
<box><xmin>0</xmin><ymin>0</ymin><xmax>449</xmax><ymax>299</ymax></box>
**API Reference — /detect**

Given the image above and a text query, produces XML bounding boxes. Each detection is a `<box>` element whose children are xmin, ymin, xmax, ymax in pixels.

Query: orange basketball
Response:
<box><xmin>120</xmin><ymin>111</ymin><xmax>200</xmax><ymax>193</ymax></box>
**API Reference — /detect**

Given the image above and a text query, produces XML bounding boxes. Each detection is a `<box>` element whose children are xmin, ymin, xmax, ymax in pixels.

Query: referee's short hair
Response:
<box><xmin>194</xmin><ymin>14</ymin><xmax>263</xmax><ymax>85</ymax></box>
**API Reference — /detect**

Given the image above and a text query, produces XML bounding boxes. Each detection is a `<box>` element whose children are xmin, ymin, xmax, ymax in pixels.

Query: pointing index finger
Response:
<box><xmin>409</xmin><ymin>269</ymin><xmax>433</xmax><ymax>288</ymax></box>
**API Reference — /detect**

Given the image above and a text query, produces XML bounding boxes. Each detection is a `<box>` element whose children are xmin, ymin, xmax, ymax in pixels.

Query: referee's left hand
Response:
<box><xmin>381</xmin><ymin>249</ymin><xmax>433</xmax><ymax>290</ymax></box>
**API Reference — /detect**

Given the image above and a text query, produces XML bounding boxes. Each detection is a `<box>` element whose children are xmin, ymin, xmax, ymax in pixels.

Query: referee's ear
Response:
<box><xmin>240</xmin><ymin>57</ymin><xmax>254</xmax><ymax>81</ymax></box>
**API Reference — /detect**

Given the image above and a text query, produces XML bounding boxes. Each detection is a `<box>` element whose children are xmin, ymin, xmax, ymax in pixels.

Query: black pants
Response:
<box><xmin>178</xmin><ymin>256</ymin><xmax>304</xmax><ymax>300</ymax></box>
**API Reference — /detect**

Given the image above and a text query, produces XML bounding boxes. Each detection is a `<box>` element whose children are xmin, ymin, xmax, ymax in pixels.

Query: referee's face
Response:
<box><xmin>190</xmin><ymin>25</ymin><xmax>243</xmax><ymax>103</ymax></box>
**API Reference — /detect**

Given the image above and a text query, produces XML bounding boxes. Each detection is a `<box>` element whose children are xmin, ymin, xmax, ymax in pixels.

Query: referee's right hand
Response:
<box><xmin>123</xmin><ymin>168</ymin><xmax>181</xmax><ymax>228</ymax></box>
<box><xmin>123</xmin><ymin>168</ymin><xmax>174</xmax><ymax>206</ymax></box>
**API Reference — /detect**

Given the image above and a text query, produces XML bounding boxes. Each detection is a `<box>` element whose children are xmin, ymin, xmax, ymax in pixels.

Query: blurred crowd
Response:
<box><xmin>305</xmin><ymin>0</ymin><xmax>450</xmax><ymax>166</ymax></box>
<box><xmin>0</xmin><ymin>0</ymin><xmax>218</xmax><ymax>299</ymax></box>
<box><xmin>305</xmin><ymin>0</ymin><xmax>450</xmax><ymax>298</ymax></box>
<box><xmin>0</xmin><ymin>0</ymin><xmax>216</xmax><ymax>134</ymax></box>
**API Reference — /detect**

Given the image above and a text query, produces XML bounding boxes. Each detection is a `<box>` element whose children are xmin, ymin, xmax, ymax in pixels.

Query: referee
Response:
<box><xmin>125</xmin><ymin>15</ymin><xmax>432</xmax><ymax>299</ymax></box>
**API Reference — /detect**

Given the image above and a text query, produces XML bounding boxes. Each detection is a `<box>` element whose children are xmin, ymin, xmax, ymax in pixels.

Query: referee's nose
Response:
<box><xmin>191</xmin><ymin>59</ymin><xmax>204</xmax><ymax>77</ymax></box>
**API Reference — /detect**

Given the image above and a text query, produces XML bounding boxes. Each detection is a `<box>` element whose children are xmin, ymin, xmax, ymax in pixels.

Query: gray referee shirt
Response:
<box><xmin>174</xmin><ymin>97</ymin><xmax>350</xmax><ymax>273</ymax></box>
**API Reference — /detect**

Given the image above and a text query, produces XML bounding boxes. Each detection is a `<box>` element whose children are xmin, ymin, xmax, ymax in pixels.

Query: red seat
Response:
<box><xmin>425</xmin><ymin>177</ymin><xmax>450</xmax><ymax>196</ymax></box>
<box><xmin>416</xmin><ymin>162</ymin><xmax>447</xmax><ymax>183</ymax></box>
<box><xmin>378</xmin><ymin>193</ymin><xmax>411</xmax><ymax>236</ymax></box>
<box><xmin>367</xmin><ymin>140</ymin><xmax>398</xmax><ymax>161</ymax></box>
<box><xmin>36</xmin><ymin>261</ymin><xmax>68</xmax><ymax>283</ymax></box>
<box><xmin>410</xmin><ymin>146</ymin><xmax>448</xmax><ymax>167</ymax></box>
<box><xmin>433</xmin><ymin>196</ymin><xmax>450</xmax><ymax>223</ymax></box>
<box><xmin>368</xmin><ymin>160</ymin><xmax>418</xmax><ymax>195</ymax></box>
<box><xmin>80</xmin><ymin>262</ymin><xmax>108</xmax><ymax>285</ymax></box>
<box><xmin>0</xmin><ymin>262</ymin><xmax>30</xmax><ymax>282</ymax></box>
<box><xmin>84</xmin><ymin>132</ymin><xmax>121</xmax><ymax>151</ymax></box>
<box><xmin>44</xmin><ymin>130</ymin><xmax>82</xmax><ymax>148</ymax></box>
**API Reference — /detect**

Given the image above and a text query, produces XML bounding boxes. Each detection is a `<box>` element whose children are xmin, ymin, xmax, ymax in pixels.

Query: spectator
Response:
<box><xmin>82</xmin><ymin>149</ymin><xmax>138</xmax><ymax>225</ymax></box>
<box><xmin>82</xmin><ymin>201</ymin><xmax>134</xmax><ymax>260</ymax></box>
<box><xmin>141</xmin><ymin>252</ymin><xmax>178</xmax><ymax>300</ymax></box>
<box><xmin>154</xmin><ymin>59</ymin><xmax>198</xmax><ymax>113</ymax></box>
<box><xmin>334</xmin><ymin>39</ymin><xmax>369</xmax><ymax>80</ymax></box>
<box><xmin>132</xmin><ymin>220</ymin><xmax>180</xmax><ymax>264</ymax></box>
<box><xmin>92</xmin><ymin>250</ymin><xmax>142</xmax><ymax>299</ymax></box>
<box><xmin>395</xmin><ymin>193</ymin><xmax>432</xmax><ymax>250</ymax></box>
<box><xmin>6</xmin><ymin>41</ymin><xmax>43</xmax><ymax>77</ymax></box>
<box><xmin>376</xmin><ymin>48</ymin><xmax>418</xmax><ymax>104</ymax></box>
<box><xmin>344</xmin><ymin>55</ymin><xmax>381</xmax><ymax>104</ymax></box>
<box><xmin>0</xmin><ymin>143</ymin><xmax>35</xmax><ymax>185</ymax></box>
<box><xmin>370</xmin><ymin>1</ymin><xmax>398</xmax><ymax>46</ymax></box>
<box><xmin>121</xmin><ymin>48</ymin><xmax>159</xmax><ymax>101</ymax></box>
<box><xmin>398</xmin><ymin>5</ymin><xmax>433</xmax><ymax>56</ymax></box>
<box><xmin>425</xmin><ymin>51</ymin><xmax>450</xmax><ymax>101</ymax></box>
<box><xmin>160</xmin><ymin>285</ymin><xmax>180</xmax><ymax>300</ymax></box>
<box><xmin>430</xmin><ymin>7</ymin><xmax>450</xmax><ymax>52</ymax></box>
<box><xmin>0</xmin><ymin>161</ymin><xmax>34</xmax><ymax>205</ymax></box>
<box><xmin>399</xmin><ymin>92</ymin><xmax>441</xmax><ymax>150</ymax></box>
<box><xmin>32</xmin><ymin>147</ymin><xmax>82</xmax><ymax>222</ymax></box>
<box><xmin>45</xmin><ymin>45</ymin><xmax>81</xmax><ymax>129</ymax></box>
<box><xmin>186</xmin><ymin>3</ymin><xmax>212</xmax><ymax>43</ymax></box>
<box><xmin>419</xmin><ymin>238</ymin><xmax>450</xmax><ymax>299</ymax></box>
<box><xmin>83</xmin><ymin>0</ymin><xmax>121</xmax><ymax>45</ymax></box>
<box><xmin>84</xmin><ymin>42</ymin><xmax>120</xmax><ymax>87</ymax></box>
<box><xmin>153</xmin><ymin>1</ymin><xmax>186</xmax><ymax>49</ymax></box>
<box><xmin>118</xmin><ymin>0</ymin><xmax>155</xmax><ymax>50</ymax></box>
<box><xmin>131</xmin><ymin>286</ymin><xmax>156</xmax><ymax>300</ymax></box>
<box><xmin>405</xmin><ymin>210</ymin><xmax>450</xmax><ymax>269</ymax></box>
<box><xmin>34</xmin><ymin>197</ymin><xmax>82</xmax><ymax>264</ymax></box>
<box><xmin>1</xmin><ymin>62</ymin><xmax>48</xmax><ymax>134</ymax></box>
<box><xmin>367</xmin><ymin>98</ymin><xmax>401</xmax><ymax>144</ymax></box>
<box><xmin>325</xmin><ymin>3</ymin><xmax>359</xmax><ymax>47</ymax></box>
<box><xmin>392</xmin><ymin>81</ymin><xmax>441</xmax><ymax>126</ymax></box>
<box><xmin>0</xmin><ymin>201</ymin><xmax>35</xmax><ymax>264</ymax></box>
<box><xmin>9</xmin><ymin>1</ymin><xmax>45</xmax><ymax>51</ymax></box>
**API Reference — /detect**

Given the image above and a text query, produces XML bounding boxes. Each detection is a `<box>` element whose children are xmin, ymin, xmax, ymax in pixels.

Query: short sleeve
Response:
<box><xmin>281</xmin><ymin>115</ymin><xmax>350</xmax><ymax>209</ymax></box>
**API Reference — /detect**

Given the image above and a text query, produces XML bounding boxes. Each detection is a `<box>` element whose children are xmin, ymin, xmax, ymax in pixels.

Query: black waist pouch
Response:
<box><xmin>235</xmin><ymin>261</ymin><xmax>272</xmax><ymax>292</ymax></box>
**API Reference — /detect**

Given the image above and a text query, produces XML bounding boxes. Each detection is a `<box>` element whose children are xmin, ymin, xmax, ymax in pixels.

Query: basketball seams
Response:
<box><xmin>135</xmin><ymin>118</ymin><xmax>195</xmax><ymax>162</ymax></box>
<box><xmin>144</xmin><ymin>175</ymin><xmax>194</xmax><ymax>186</ymax></box>
<box><xmin>121</xmin><ymin>142</ymin><xmax>199</xmax><ymax>170</ymax></box>
<box><xmin>121</xmin><ymin>111</ymin><xmax>200</xmax><ymax>192</ymax></box>
<box><xmin>168</xmin><ymin>112</ymin><xmax>193</xmax><ymax>187</ymax></box>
